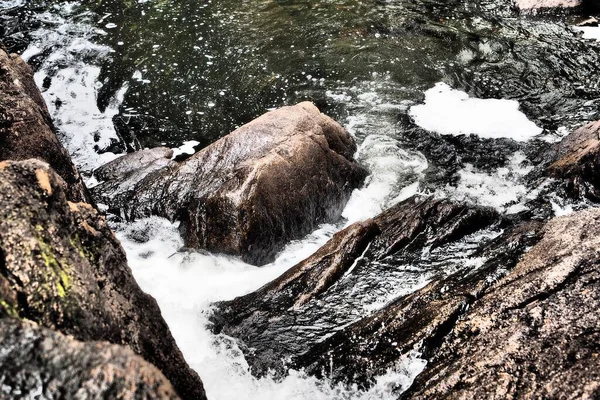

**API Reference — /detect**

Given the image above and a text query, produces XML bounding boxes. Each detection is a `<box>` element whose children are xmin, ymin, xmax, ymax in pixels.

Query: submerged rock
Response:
<box><xmin>406</xmin><ymin>207</ymin><xmax>600</xmax><ymax>399</ymax></box>
<box><xmin>94</xmin><ymin>102</ymin><xmax>367</xmax><ymax>265</ymax></box>
<box><xmin>0</xmin><ymin>318</ymin><xmax>179</xmax><ymax>399</ymax></box>
<box><xmin>211</xmin><ymin>196</ymin><xmax>501</xmax><ymax>377</ymax></box>
<box><xmin>0</xmin><ymin>49</ymin><xmax>90</xmax><ymax>203</ymax></box>
<box><xmin>0</xmin><ymin>160</ymin><xmax>206</xmax><ymax>400</ymax></box>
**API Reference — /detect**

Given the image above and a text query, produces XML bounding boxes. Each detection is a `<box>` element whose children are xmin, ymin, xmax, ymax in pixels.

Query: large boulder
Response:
<box><xmin>0</xmin><ymin>49</ymin><xmax>90</xmax><ymax>203</ymax></box>
<box><xmin>93</xmin><ymin>102</ymin><xmax>368</xmax><ymax>265</ymax></box>
<box><xmin>0</xmin><ymin>318</ymin><xmax>179</xmax><ymax>399</ymax></box>
<box><xmin>0</xmin><ymin>160</ymin><xmax>206</xmax><ymax>400</ymax></box>
<box><xmin>406</xmin><ymin>207</ymin><xmax>600</xmax><ymax>399</ymax></box>
<box><xmin>210</xmin><ymin>196</ymin><xmax>501</xmax><ymax>377</ymax></box>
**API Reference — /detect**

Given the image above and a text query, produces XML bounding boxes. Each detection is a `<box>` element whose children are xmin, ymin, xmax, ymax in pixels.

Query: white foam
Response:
<box><xmin>437</xmin><ymin>152</ymin><xmax>537</xmax><ymax>212</ymax></box>
<box><xmin>343</xmin><ymin>135</ymin><xmax>427</xmax><ymax>223</ymax></box>
<box><xmin>573</xmin><ymin>26</ymin><xmax>600</xmax><ymax>41</ymax></box>
<box><xmin>409</xmin><ymin>82</ymin><xmax>543</xmax><ymax>141</ymax></box>
<box><xmin>172</xmin><ymin>140</ymin><xmax>200</xmax><ymax>158</ymax></box>
<box><xmin>115</xmin><ymin>217</ymin><xmax>424</xmax><ymax>400</ymax></box>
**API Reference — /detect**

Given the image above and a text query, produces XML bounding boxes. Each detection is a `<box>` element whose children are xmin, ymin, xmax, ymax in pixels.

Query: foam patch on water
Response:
<box><xmin>437</xmin><ymin>152</ymin><xmax>538</xmax><ymax>213</ymax></box>
<box><xmin>573</xmin><ymin>26</ymin><xmax>600</xmax><ymax>41</ymax></box>
<box><xmin>172</xmin><ymin>140</ymin><xmax>200</xmax><ymax>158</ymax></box>
<box><xmin>409</xmin><ymin>82</ymin><xmax>543</xmax><ymax>141</ymax></box>
<box><xmin>115</xmin><ymin>217</ymin><xmax>426</xmax><ymax>400</ymax></box>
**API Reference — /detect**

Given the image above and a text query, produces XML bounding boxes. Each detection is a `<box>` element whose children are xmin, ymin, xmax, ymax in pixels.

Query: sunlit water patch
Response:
<box><xmin>20</xmin><ymin>2</ymin><xmax>128</xmax><ymax>174</ymax></box>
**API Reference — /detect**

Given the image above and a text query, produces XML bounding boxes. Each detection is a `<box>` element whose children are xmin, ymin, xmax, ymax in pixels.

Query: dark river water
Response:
<box><xmin>4</xmin><ymin>0</ymin><xmax>599</xmax><ymax>153</ymax></box>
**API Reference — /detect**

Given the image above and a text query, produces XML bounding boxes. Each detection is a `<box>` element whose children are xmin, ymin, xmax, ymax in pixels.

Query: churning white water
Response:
<box><xmin>18</xmin><ymin>2</ymin><xmax>550</xmax><ymax>398</ymax></box>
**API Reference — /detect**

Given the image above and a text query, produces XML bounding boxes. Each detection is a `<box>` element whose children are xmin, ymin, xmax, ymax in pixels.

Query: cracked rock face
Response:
<box><xmin>0</xmin><ymin>160</ymin><xmax>206</xmax><ymax>400</ymax></box>
<box><xmin>0</xmin><ymin>49</ymin><xmax>90</xmax><ymax>203</ymax></box>
<box><xmin>93</xmin><ymin>102</ymin><xmax>367</xmax><ymax>265</ymax></box>
<box><xmin>406</xmin><ymin>207</ymin><xmax>600</xmax><ymax>399</ymax></box>
<box><xmin>0</xmin><ymin>318</ymin><xmax>179</xmax><ymax>400</ymax></box>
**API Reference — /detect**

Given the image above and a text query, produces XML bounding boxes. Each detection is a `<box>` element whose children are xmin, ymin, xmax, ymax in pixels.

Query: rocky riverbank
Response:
<box><xmin>0</xmin><ymin>48</ymin><xmax>207</xmax><ymax>400</ymax></box>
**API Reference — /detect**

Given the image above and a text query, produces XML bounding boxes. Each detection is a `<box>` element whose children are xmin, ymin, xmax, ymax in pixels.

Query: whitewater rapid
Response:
<box><xmin>15</xmin><ymin>2</ymin><xmax>553</xmax><ymax>398</ymax></box>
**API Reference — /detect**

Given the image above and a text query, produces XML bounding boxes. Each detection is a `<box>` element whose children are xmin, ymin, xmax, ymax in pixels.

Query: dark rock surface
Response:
<box><xmin>294</xmin><ymin>219</ymin><xmax>543</xmax><ymax>389</ymax></box>
<box><xmin>93</xmin><ymin>147</ymin><xmax>176</xmax><ymax>217</ymax></box>
<box><xmin>546</xmin><ymin>119</ymin><xmax>600</xmax><ymax>201</ymax></box>
<box><xmin>0</xmin><ymin>49</ymin><xmax>90</xmax><ymax>203</ymax></box>
<box><xmin>211</xmin><ymin>196</ymin><xmax>501</xmax><ymax>377</ymax></box>
<box><xmin>0</xmin><ymin>318</ymin><xmax>180</xmax><ymax>400</ymax></box>
<box><xmin>406</xmin><ymin>207</ymin><xmax>600</xmax><ymax>399</ymax></box>
<box><xmin>93</xmin><ymin>102</ymin><xmax>368</xmax><ymax>265</ymax></box>
<box><xmin>0</xmin><ymin>159</ymin><xmax>206</xmax><ymax>400</ymax></box>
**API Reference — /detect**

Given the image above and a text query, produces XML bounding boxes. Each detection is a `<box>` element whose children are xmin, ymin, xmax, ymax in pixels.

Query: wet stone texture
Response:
<box><xmin>93</xmin><ymin>102</ymin><xmax>367</xmax><ymax>265</ymax></box>
<box><xmin>211</xmin><ymin>196</ymin><xmax>507</xmax><ymax>379</ymax></box>
<box><xmin>406</xmin><ymin>207</ymin><xmax>600</xmax><ymax>399</ymax></box>
<box><xmin>0</xmin><ymin>318</ymin><xmax>179</xmax><ymax>400</ymax></box>
<box><xmin>0</xmin><ymin>160</ymin><xmax>206</xmax><ymax>400</ymax></box>
<box><xmin>546</xmin><ymin>119</ymin><xmax>600</xmax><ymax>201</ymax></box>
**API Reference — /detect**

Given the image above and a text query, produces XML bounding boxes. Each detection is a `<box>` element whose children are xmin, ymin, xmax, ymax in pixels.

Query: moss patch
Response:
<box><xmin>37</xmin><ymin>237</ymin><xmax>72</xmax><ymax>298</ymax></box>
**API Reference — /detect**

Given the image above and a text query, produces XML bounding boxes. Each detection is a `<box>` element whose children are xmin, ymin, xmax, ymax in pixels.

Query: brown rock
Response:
<box><xmin>0</xmin><ymin>160</ymin><xmax>206</xmax><ymax>400</ymax></box>
<box><xmin>515</xmin><ymin>0</ymin><xmax>582</xmax><ymax>10</ymax></box>
<box><xmin>0</xmin><ymin>49</ymin><xmax>90</xmax><ymax>203</ymax></box>
<box><xmin>546</xmin><ymin>120</ymin><xmax>600</xmax><ymax>200</ymax></box>
<box><xmin>0</xmin><ymin>318</ymin><xmax>180</xmax><ymax>400</ymax></box>
<box><xmin>407</xmin><ymin>207</ymin><xmax>600</xmax><ymax>399</ymax></box>
<box><xmin>93</xmin><ymin>102</ymin><xmax>368</xmax><ymax>265</ymax></box>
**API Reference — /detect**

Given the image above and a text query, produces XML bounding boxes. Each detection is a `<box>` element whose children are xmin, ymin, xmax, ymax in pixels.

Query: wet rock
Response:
<box><xmin>0</xmin><ymin>49</ymin><xmax>90</xmax><ymax>203</ymax></box>
<box><xmin>211</xmin><ymin>196</ymin><xmax>500</xmax><ymax>377</ymax></box>
<box><xmin>406</xmin><ymin>207</ymin><xmax>600</xmax><ymax>399</ymax></box>
<box><xmin>0</xmin><ymin>160</ymin><xmax>206</xmax><ymax>400</ymax></box>
<box><xmin>94</xmin><ymin>102</ymin><xmax>367</xmax><ymax>265</ymax></box>
<box><xmin>0</xmin><ymin>318</ymin><xmax>179</xmax><ymax>400</ymax></box>
<box><xmin>546</xmin><ymin>120</ymin><xmax>600</xmax><ymax>201</ymax></box>
<box><xmin>93</xmin><ymin>147</ymin><xmax>176</xmax><ymax>214</ymax></box>
<box><xmin>294</xmin><ymin>220</ymin><xmax>543</xmax><ymax>389</ymax></box>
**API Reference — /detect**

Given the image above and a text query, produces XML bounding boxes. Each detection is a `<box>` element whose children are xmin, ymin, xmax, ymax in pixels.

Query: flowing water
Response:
<box><xmin>2</xmin><ymin>0</ymin><xmax>600</xmax><ymax>398</ymax></box>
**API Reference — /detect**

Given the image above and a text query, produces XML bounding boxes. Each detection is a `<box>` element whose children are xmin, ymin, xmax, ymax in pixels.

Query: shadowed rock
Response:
<box><xmin>0</xmin><ymin>318</ymin><xmax>179</xmax><ymax>400</ymax></box>
<box><xmin>294</xmin><ymin>220</ymin><xmax>543</xmax><ymax>389</ymax></box>
<box><xmin>546</xmin><ymin>120</ymin><xmax>600</xmax><ymax>200</ymax></box>
<box><xmin>0</xmin><ymin>160</ymin><xmax>206</xmax><ymax>400</ymax></box>
<box><xmin>211</xmin><ymin>196</ymin><xmax>500</xmax><ymax>377</ymax></box>
<box><xmin>406</xmin><ymin>207</ymin><xmax>600</xmax><ymax>399</ymax></box>
<box><xmin>0</xmin><ymin>49</ymin><xmax>90</xmax><ymax>203</ymax></box>
<box><xmin>93</xmin><ymin>102</ymin><xmax>367</xmax><ymax>265</ymax></box>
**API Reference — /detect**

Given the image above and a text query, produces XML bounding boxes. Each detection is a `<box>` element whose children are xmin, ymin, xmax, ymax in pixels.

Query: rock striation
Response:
<box><xmin>0</xmin><ymin>159</ymin><xmax>206</xmax><ymax>400</ymax></box>
<box><xmin>211</xmin><ymin>196</ymin><xmax>501</xmax><ymax>378</ymax></box>
<box><xmin>406</xmin><ymin>207</ymin><xmax>600</xmax><ymax>399</ymax></box>
<box><xmin>93</xmin><ymin>102</ymin><xmax>367</xmax><ymax>265</ymax></box>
